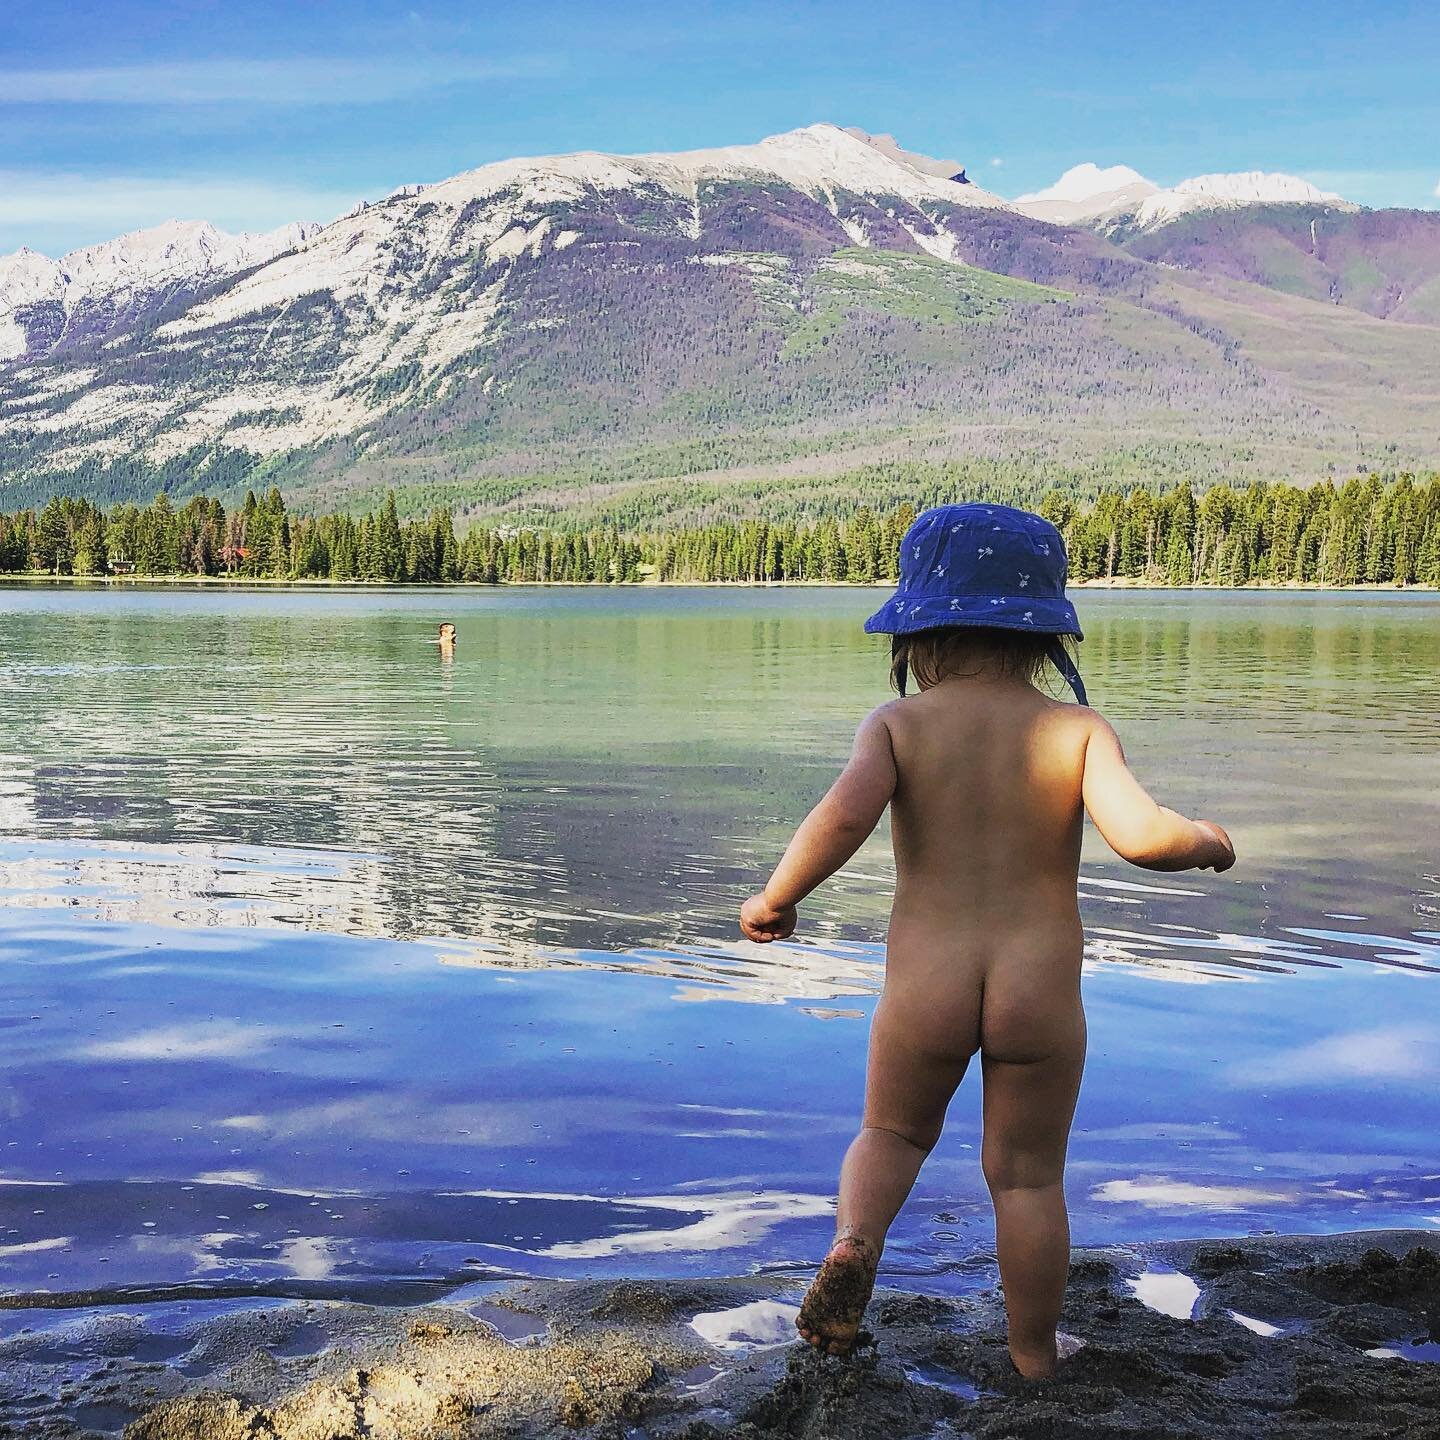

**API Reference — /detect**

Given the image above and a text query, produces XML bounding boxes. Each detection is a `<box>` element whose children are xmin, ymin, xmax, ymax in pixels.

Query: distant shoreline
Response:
<box><xmin>0</xmin><ymin>574</ymin><xmax>1436</xmax><ymax>594</ymax></box>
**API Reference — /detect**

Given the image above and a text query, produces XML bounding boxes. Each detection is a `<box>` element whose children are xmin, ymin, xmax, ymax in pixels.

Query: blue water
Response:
<box><xmin>0</xmin><ymin>585</ymin><xmax>1437</xmax><ymax>1306</ymax></box>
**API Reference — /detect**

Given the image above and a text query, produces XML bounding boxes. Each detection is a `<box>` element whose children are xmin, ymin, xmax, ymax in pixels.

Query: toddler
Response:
<box><xmin>740</xmin><ymin>504</ymin><xmax>1234</xmax><ymax>1377</ymax></box>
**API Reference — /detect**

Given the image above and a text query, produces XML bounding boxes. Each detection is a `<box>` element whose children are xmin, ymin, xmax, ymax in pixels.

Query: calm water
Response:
<box><xmin>0</xmin><ymin>585</ymin><xmax>1437</xmax><ymax>1310</ymax></box>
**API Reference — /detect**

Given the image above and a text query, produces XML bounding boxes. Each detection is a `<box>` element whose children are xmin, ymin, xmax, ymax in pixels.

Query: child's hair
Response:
<box><xmin>890</xmin><ymin>626</ymin><xmax>1067</xmax><ymax>696</ymax></box>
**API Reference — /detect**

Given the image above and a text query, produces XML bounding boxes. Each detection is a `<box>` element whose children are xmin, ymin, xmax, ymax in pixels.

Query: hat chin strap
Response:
<box><xmin>1046</xmin><ymin>641</ymin><xmax>1088</xmax><ymax>706</ymax></box>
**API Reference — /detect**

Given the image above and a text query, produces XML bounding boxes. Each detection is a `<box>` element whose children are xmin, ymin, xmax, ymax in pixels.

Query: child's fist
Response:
<box><xmin>1194</xmin><ymin>820</ymin><xmax>1235</xmax><ymax>872</ymax></box>
<box><xmin>740</xmin><ymin>893</ymin><xmax>797</xmax><ymax>943</ymax></box>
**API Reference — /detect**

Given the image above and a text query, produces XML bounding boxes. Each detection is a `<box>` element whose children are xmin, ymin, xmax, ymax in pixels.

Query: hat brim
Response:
<box><xmin>864</xmin><ymin>592</ymin><xmax>1083</xmax><ymax>641</ymax></box>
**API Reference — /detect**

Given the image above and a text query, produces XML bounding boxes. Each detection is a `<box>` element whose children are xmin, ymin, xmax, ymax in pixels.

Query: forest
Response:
<box><xmin>1</xmin><ymin>473</ymin><xmax>1437</xmax><ymax>588</ymax></box>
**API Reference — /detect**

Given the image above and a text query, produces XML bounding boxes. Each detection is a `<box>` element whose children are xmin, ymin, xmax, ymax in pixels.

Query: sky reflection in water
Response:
<box><xmin>0</xmin><ymin>585</ymin><xmax>1437</xmax><ymax>1304</ymax></box>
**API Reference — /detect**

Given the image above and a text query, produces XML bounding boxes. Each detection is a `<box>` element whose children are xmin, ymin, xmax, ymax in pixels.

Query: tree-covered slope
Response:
<box><xmin>1114</xmin><ymin>205</ymin><xmax>1440</xmax><ymax>324</ymax></box>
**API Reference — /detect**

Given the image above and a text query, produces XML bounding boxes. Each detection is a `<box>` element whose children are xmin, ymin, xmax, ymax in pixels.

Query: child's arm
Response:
<box><xmin>740</xmin><ymin>708</ymin><xmax>898</xmax><ymax>942</ymax></box>
<box><xmin>1081</xmin><ymin>717</ymin><xmax>1235</xmax><ymax>873</ymax></box>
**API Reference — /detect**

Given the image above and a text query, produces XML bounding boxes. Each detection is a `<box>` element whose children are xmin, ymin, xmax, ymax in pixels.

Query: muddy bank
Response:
<box><xmin>1</xmin><ymin>1230</ymin><xmax>1437</xmax><ymax>1439</ymax></box>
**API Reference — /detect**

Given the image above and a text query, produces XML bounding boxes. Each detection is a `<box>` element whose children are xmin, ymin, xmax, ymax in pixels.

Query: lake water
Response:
<box><xmin>0</xmin><ymin>585</ymin><xmax>1437</xmax><ymax>1312</ymax></box>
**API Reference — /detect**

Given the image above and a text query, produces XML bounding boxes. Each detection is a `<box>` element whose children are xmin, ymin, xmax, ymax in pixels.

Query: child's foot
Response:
<box><xmin>796</xmin><ymin>1235</ymin><xmax>879</xmax><ymax>1356</ymax></box>
<box><xmin>1009</xmin><ymin>1329</ymin><xmax>1085</xmax><ymax>1381</ymax></box>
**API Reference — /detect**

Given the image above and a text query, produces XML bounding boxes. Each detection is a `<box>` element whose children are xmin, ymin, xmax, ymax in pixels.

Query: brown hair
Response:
<box><xmin>890</xmin><ymin>626</ymin><xmax>1064</xmax><ymax>696</ymax></box>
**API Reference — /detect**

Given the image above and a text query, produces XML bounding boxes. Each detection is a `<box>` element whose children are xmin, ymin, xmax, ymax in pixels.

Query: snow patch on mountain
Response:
<box><xmin>56</xmin><ymin>219</ymin><xmax>318</xmax><ymax>302</ymax></box>
<box><xmin>651</xmin><ymin>124</ymin><xmax>1005</xmax><ymax>207</ymax></box>
<box><xmin>159</xmin><ymin>125</ymin><xmax>1009</xmax><ymax>372</ymax></box>
<box><xmin>1132</xmin><ymin>171</ymin><xmax>1352</xmax><ymax>227</ymax></box>
<box><xmin>0</xmin><ymin>219</ymin><xmax>320</xmax><ymax>360</ymax></box>
<box><xmin>1014</xmin><ymin>161</ymin><xmax>1355</xmax><ymax>230</ymax></box>
<box><xmin>383</xmin><ymin>124</ymin><xmax>1005</xmax><ymax>218</ymax></box>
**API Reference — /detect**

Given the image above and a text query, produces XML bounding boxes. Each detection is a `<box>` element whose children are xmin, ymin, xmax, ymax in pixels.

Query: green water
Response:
<box><xmin>2</xmin><ymin>585</ymin><xmax>1434</xmax><ymax>947</ymax></box>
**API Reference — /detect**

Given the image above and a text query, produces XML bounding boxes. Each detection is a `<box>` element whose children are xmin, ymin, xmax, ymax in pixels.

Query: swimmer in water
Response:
<box><xmin>437</xmin><ymin>622</ymin><xmax>457</xmax><ymax>652</ymax></box>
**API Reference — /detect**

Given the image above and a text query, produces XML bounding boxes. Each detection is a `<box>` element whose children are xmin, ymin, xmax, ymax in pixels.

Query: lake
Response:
<box><xmin>0</xmin><ymin>584</ymin><xmax>1437</xmax><ymax>1312</ymax></box>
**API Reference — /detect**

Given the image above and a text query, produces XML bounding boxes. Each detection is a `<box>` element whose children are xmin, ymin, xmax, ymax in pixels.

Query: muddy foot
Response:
<box><xmin>796</xmin><ymin>1235</ymin><xmax>880</xmax><ymax>1356</ymax></box>
<box><xmin>1009</xmin><ymin>1329</ymin><xmax>1086</xmax><ymax>1381</ymax></box>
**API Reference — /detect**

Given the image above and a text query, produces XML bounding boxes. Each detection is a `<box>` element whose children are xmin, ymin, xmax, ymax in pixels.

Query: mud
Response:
<box><xmin>0</xmin><ymin>1230</ymin><xmax>1436</xmax><ymax>1439</ymax></box>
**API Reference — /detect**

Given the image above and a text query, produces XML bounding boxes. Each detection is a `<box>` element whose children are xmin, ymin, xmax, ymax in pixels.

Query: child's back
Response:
<box><xmin>740</xmin><ymin>505</ymin><xmax>1233</xmax><ymax>1377</ymax></box>
<box><xmin>889</xmin><ymin>677</ymin><xmax>1086</xmax><ymax>959</ymax></box>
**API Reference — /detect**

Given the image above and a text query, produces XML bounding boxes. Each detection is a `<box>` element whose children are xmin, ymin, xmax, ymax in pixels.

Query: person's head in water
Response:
<box><xmin>438</xmin><ymin>622</ymin><xmax>457</xmax><ymax>645</ymax></box>
<box><xmin>863</xmin><ymin>503</ymin><xmax>1087</xmax><ymax>703</ymax></box>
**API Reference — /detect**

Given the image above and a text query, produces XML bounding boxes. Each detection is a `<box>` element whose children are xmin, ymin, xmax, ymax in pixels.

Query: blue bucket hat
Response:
<box><xmin>864</xmin><ymin>503</ymin><xmax>1088</xmax><ymax>704</ymax></box>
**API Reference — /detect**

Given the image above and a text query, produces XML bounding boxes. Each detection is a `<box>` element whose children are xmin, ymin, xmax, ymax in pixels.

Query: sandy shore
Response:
<box><xmin>0</xmin><ymin>1230</ymin><xmax>1436</xmax><ymax>1438</ymax></box>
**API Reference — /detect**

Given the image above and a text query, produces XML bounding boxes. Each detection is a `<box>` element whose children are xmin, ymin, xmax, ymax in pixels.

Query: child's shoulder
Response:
<box><xmin>877</xmin><ymin>689</ymin><xmax>1110</xmax><ymax>757</ymax></box>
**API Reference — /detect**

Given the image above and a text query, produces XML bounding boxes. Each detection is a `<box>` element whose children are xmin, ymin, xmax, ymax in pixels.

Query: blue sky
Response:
<box><xmin>4</xmin><ymin>0</ymin><xmax>1437</xmax><ymax>255</ymax></box>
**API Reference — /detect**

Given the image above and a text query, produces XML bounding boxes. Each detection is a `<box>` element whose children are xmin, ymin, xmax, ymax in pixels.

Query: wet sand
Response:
<box><xmin>2</xmin><ymin>1230</ymin><xmax>1437</xmax><ymax>1439</ymax></box>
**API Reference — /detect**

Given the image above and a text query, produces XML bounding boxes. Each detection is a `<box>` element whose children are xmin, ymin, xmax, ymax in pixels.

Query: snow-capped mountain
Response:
<box><xmin>0</xmin><ymin>125</ymin><xmax>1009</xmax><ymax>372</ymax></box>
<box><xmin>1</xmin><ymin>123</ymin><xmax>1434</xmax><ymax>512</ymax></box>
<box><xmin>3</xmin><ymin>123</ymin><xmax>1034</xmax><ymax>464</ymax></box>
<box><xmin>1130</xmin><ymin>171</ymin><xmax>1353</xmax><ymax>229</ymax></box>
<box><xmin>1014</xmin><ymin>162</ymin><xmax>1354</xmax><ymax>232</ymax></box>
<box><xmin>0</xmin><ymin>218</ymin><xmax>320</xmax><ymax>361</ymax></box>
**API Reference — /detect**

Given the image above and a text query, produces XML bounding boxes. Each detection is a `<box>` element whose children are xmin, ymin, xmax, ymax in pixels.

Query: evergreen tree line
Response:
<box><xmin>2</xmin><ymin>474</ymin><xmax>1437</xmax><ymax>587</ymax></box>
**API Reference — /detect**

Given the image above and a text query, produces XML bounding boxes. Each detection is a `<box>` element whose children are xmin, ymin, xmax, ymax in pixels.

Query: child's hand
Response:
<box><xmin>740</xmin><ymin>892</ymin><xmax>797</xmax><ymax>943</ymax></box>
<box><xmin>1194</xmin><ymin>820</ymin><xmax>1235</xmax><ymax>872</ymax></box>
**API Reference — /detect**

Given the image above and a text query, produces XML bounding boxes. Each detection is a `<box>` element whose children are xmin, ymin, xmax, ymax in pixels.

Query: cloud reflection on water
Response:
<box><xmin>1230</xmin><ymin>1023</ymin><xmax>1440</xmax><ymax>1086</ymax></box>
<box><xmin>1</xmin><ymin>837</ymin><xmax>1430</xmax><ymax>993</ymax></box>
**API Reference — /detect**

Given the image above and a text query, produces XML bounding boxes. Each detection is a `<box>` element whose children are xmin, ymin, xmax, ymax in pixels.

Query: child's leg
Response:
<box><xmin>797</xmin><ymin>990</ymin><xmax>979</xmax><ymax>1354</ymax></box>
<box><xmin>838</xmin><ymin>994</ymin><xmax>977</xmax><ymax>1244</ymax></box>
<box><xmin>980</xmin><ymin>1038</ymin><xmax>1085</xmax><ymax>1379</ymax></box>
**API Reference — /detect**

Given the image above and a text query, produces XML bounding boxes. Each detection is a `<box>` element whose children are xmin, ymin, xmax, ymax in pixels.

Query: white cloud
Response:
<box><xmin>1434</xmin><ymin>178</ymin><xmax>1440</xmax><ymax>198</ymax></box>
<box><xmin>443</xmin><ymin>1187</ymin><xmax>833</xmax><ymax>1260</ymax></box>
<box><xmin>1231</xmin><ymin>1024</ymin><xmax>1440</xmax><ymax>1088</ymax></box>
<box><xmin>0</xmin><ymin>56</ymin><xmax>559</xmax><ymax>106</ymax></box>
<box><xmin>1127</xmin><ymin>1270</ymin><xmax>1200</xmax><ymax>1319</ymax></box>
<box><xmin>990</xmin><ymin>157</ymin><xmax>1003</xmax><ymax>167</ymax></box>
<box><xmin>280</xmin><ymin>1236</ymin><xmax>335</xmax><ymax>1280</ymax></box>
<box><xmin>77</xmin><ymin>1020</ymin><xmax>301</xmax><ymax>1061</ymax></box>
<box><xmin>690</xmin><ymin>1299</ymin><xmax>801</xmax><ymax>1350</ymax></box>
<box><xmin>1092</xmin><ymin>1177</ymin><xmax>1291</xmax><ymax>1210</ymax></box>
<box><xmin>0</xmin><ymin>1236</ymin><xmax>72</xmax><ymax>1258</ymax></box>
<box><xmin>191</xmin><ymin>1169</ymin><xmax>266</xmax><ymax>1186</ymax></box>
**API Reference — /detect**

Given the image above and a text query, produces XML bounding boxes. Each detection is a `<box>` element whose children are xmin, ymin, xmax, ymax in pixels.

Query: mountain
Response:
<box><xmin>1016</xmin><ymin>163</ymin><xmax>1353</xmax><ymax>232</ymax></box>
<box><xmin>0</xmin><ymin>218</ymin><xmax>320</xmax><ymax>362</ymax></box>
<box><xmin>1</xmin><ymin>124</ymin><xmax>1437</xmax><ymax>522</ymax></box>
<box><xmin>1011</xmin><ymin>161</ymin><xmax>1440</xmax><ymax>324</ymax></box>
<box><xmin>1124</xmin><ymin>171</ymin><xmax>1352</xmax><ymax>230</ymax></box>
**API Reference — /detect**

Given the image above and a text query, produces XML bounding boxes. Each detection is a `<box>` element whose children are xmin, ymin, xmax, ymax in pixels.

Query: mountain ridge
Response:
<box><xmin>0</xmin><ymin>219</ymin><xmax>321</xmax><ymax>362</ymax></box>
<box><xmin>1</xmin><ymin>124</ymin><xmax>1436</xmax><ymax>518</ymax></box>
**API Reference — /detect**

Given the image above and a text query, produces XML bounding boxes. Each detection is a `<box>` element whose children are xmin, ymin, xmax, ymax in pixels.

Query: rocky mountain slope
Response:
<box><xmin>0</xmin><ymin>219</ymin><xmax>319</xmax><ymax>362</ymax></box>
<box><xmin>1</xmin><ymin>124</ymin><xmax>1436</xmax><ymax>518</ymax></box>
